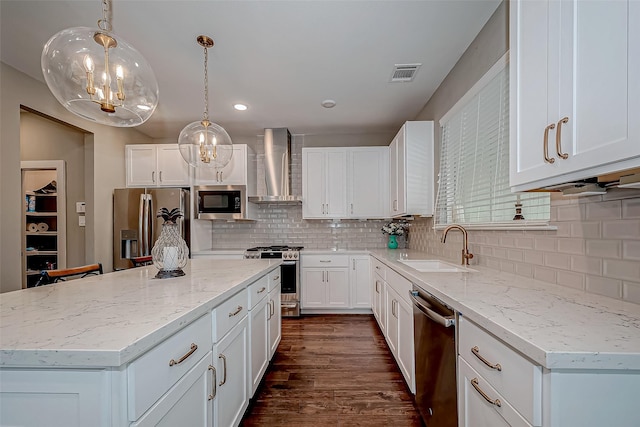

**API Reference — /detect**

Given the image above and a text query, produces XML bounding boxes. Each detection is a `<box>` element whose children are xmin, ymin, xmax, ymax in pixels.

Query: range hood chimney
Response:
<box><xmin>248</xmin><ymin>128</ymin><xmax>302</xmax><ymax>204</ymax></box>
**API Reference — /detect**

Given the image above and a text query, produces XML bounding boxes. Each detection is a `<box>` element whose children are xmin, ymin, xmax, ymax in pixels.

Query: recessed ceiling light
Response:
<box><xmin>234</xmin><ymin>104</ymin><xmax>248</xmax><ymax>111</ymax></box>
<box><xmin>321</xmin><ymin>99</ymin><xmax>336</xmax><ymax>108</ymax></box>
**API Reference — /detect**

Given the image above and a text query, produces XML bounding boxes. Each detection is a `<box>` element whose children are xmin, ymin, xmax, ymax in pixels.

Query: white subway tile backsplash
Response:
<box><xmin>623</xmin><ymin>240</ymin><xmax>640</xmax><ymax>261</ymax></box>
<box><xmin>623</xmin><ymin>281</ymin><xmax>640</xmax><ymax>304</ymax></box>
<box><xmin>556</xmin><ymin>270</ymin><xmax>585</xmax><ymax>290</ymax></box>
<box><xmin>586</xmin><ymin>200</ymin><xmax>622</xmax><ymax>220</ymax></box>
<box><xmin>556</xmin><ymin>203</ymin><xmax>586</xmax><ymax>221</ymax></box>
<box><xmin>603</xmin><ymin>220</ymin><xmax>640</xmax><ymax>239</ymax></box>
<box><xmin>603</xmin><ymin>259</ymin><xmax>640</xmax><ymax>282</ymax></box>
<box><xmin>570</xmin><ymin>222</ymin><xmax>601</xmax><ymax>238</ymax></box>
<box><xmin>515</xmin><ymin>237</ymin><xmax>535</xmax><ymax>249</ymax></box>
<box><xmin>557</xmin><ymin>238</ymin><xmax>585</xmax><ymax>255</ymax></box>
<box><xmin>544</xmin><ymin>252</ymin><xmax>571</xmax><ymax>270</ymax></box>
<box><xmin>515</xmin><ymin>263</ymin><xmax>534</xmax><ymax>278</ymax></box>
<box><xmin>524</xmin><ymin>250</ymin><xmax>545</xmax><ymax>266</ymax></box>
<box><xmin>622</xmin><ymin>198</ymin><xmax>640</xmax><ymax>218</ymax></box>
<box><xmin>586</xmin><ymin>240</ymin><xmax>622</xmax><ymax>259</ymax></box>
<box><xmin>586</xmin><ymin>276</ymin><xmax>623</xmax><ymax>299</ymax></box>
<box><xmin>570</xmin><ymin>256</ymin><xmax>603</xmax><ymax>275</ymax></box>
<box><xmin>534</xmin><ymin>237</ymin><xmax>557</xmax><ymax>252</ymax></box>
<box><xmin>534</xmin><ymin>266</ymin><xmax>556</xmax><ymax>283</ymax></box>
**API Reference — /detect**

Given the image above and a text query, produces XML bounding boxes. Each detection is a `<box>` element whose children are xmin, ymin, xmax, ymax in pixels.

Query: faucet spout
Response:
<box><xmin>441</xmin><ymin>224</ymin><xmax>474</xmax><ymax>266</ymax></box>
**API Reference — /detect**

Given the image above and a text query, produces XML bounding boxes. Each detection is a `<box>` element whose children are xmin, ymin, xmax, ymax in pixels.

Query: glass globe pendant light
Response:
<box><xmin>178</xmin><ymin>35</ymin><xmax>233</xmax><ymax>169</ymax></box>
<box><xmin>40</xmin><ymin>0</ymin><xmax>159</xmax><ymax>127</ymax></box>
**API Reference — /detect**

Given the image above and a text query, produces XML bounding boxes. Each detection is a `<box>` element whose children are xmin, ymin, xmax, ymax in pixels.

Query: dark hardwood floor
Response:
<box><xmin>241</xmin><ymin>314</ymin><xmax>423</xmax><ymax>426</ymax></box>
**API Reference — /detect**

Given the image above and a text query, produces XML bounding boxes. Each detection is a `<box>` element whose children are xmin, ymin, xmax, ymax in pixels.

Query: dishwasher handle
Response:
<box><xmin>409</xmin><ymin>290</ymin><xmax>455</xmax><ymax>328</ymax></box>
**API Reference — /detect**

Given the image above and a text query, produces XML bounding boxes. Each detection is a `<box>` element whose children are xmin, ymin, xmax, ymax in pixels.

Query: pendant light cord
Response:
<box><xmin>203</xmin><ymin>45</ymin><xmax>209</xmax><ymax>124</ymax></box>
<box><xmin>97</xmin><ymin>0</ymin><xmax>112</xmax><ymax>32</ymax></box>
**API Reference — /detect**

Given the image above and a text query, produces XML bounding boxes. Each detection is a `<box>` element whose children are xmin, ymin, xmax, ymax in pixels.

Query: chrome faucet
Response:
<box><xmin>441</xmin><ymin>224</ymin><xmax>474</xmax><ymax>266</ymax></box>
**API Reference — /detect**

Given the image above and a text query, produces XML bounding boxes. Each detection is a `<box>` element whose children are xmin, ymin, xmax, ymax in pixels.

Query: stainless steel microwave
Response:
<box><xmin>195</xmin><ymin>185</ymin><xmax>246</xmax><ymax>220</ymax></box>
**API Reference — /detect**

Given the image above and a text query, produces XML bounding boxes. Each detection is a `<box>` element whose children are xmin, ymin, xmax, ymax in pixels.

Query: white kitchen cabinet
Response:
<box><xmin>347</xmin><ymin>147</ymin><xmax>389</xmax><ymax>218</ymax></box>
<box><xmin>126</xmin><ymin>144</ymin><xmax>191</xmax><ymax>188</ymax></box>
<box><xmin>301</xmin><ymin>254</ymin><xmax>350</xmax><ymax>310</ymax></box>
<box><xmin>349</xmin><ymin>255</ymin><xmax>371</xmax><ymax>309</ymax></box>
<box><xmin>248</xmin><ymin>276</ymin><xmax>269</xmax><ymax>397</ymax></box>
<box><xmin>267</xmin><ymin>271</ymin><xmax>282</xmax><ymax>359</ymax></box>
<box><xmin>214</xmin><ymin>317</ymin><xmax>248</xmax><ymax>427</ymax></box>
<box><xmin>510</xmin><ymin>0</ymin><xmax>640</xmax><ymax>191</ymax></box>
<box><xmin>302</xmin><ymin>148</ymin><xmax>348</xmax><ymax>218</ymax></box>
<box><xmin>458</xmin><ymin>315</ymin><xmax>542</xmax><ymax>426</ymax></box>
<box><xmin>371</xmin><ymin>258</ymin><xmax>387</xmax><ymax>333</ymax></box>
<box><xmin>389</xmin><ymin>121</ymin><xmax>434</xmax><ymax>217</ymax></box>
<box><xmin>195</xmin><ymin>144</ymin><xmax>253</xmax><ymax>186</ymax></box>
<box><xmin>131</xmin><ymin>352</ymin><xmax>214</xmax><ymax>427</ymax></box>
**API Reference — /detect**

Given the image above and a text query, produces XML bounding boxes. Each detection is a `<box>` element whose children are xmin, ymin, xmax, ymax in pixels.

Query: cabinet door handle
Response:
<box><xmin>555</xmin><ymin>116</ymin><xmax>569</xmax><ymax>159</ymax></box>
<box><xmin>159</xmin><ymin>171</ymin><xmax>163</xmax><ymax>182</ymax></box>
<box><xmin>208</xmin><ymin>365</ymin><xmax>217</xmax><ymax>400</ymax></box>
<box><xmin>375</xmin><ymin>280</ymin><xmax>380</xmax><ymax>293</ymax></box>
<box><xmin>228</xmin><ymin>305</ymin><xmax>243</xmax><ymax>317</ymax></box>
<box><xmin>219</xmin><ymin>171</ymin><xmax>224</xmax><ymax>182</ymax></box>
<box><xmin>218</xmin><ymin>354</ymin><xmax>227</xmax><ymax>386</ymax></box>
<box><xmin>352</xmin><ymin>259</ymin><xmax>355</xmax><ymax>270</ymax></box>
<box><xmin>152</xmin><ymin>171</ymin><xmax>156</xmax><ymax>182</ymax></box>
<box><xmin>471</xmin><ymin>346</ymin><xmax>502</xmax><ymax>371</ymax></box>
<box><xmin>169</xmin><ymin>343</ymin><xmax>198</xmax><ymax>366</ymax></box>
<box><xmin>470</xmin><ymin>378</ymin><xmax>501</xmax><ymax>407</ymax></box>
<box><xmin>543</xmin><ymin>123</ymin><xmax>556</xmax><ymax>164</ymax></box>
<box><xmin>351</xmin><ymin>203</ymin><xmax>353</xmax><ymax>214</ymax></box>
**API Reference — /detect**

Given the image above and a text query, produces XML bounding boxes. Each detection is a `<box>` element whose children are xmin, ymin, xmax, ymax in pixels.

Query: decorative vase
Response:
<box><xmin>152</xmin><ymin>219</ymin><xmax>189</xmax><ymax>279</ymax></box>
<box><xmin>388</xmin><ymin>234</ymin><xmax>399</xmax><ymax>249</ymax></box>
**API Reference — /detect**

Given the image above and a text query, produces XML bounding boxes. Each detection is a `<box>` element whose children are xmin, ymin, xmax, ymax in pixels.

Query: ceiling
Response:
<box><xmin>1</xmin><ymin>0</ymin><xmax>500</xmax><ymax>140</ymax></box>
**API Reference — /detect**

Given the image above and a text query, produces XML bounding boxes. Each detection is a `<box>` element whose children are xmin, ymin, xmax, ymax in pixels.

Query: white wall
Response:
<box><xmin>0</xmin><ymin>62</ymin><xmax>152</xmax><ymax>293</ymax></box>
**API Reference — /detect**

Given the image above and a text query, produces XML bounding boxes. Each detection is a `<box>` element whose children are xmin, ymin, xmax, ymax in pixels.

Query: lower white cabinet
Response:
<box><xmin>268</xmin><ymin>283</ymin><xmax>282</xmax><ymax>359</ymax></box>
<box><xmin>214</xmin><ymin>317</ymin><xmax>249</xmax><ymax>427</ymax></box>
<box><xmin>249</xmin><ymin>295</ymin><xmax>269</xmax><ymax>396</ymax></box>
<box><xmin>349</xmin><ymin>255</ymin><xmax>371</xmax><ymax>309</ymax></box>
<box><xmin>132</xmin><ymin>352</ymin><xmax>214</xmax><ymax>427</ymax></box>
<box><xmin>370</xmin><ymin>256</ymin><xmax>415</xmax><ymax>393</ymax></box>
<box><xmin>301</xmin><ymin>255</ymin><xmax>350</xmax><ymax>310</ymax></box>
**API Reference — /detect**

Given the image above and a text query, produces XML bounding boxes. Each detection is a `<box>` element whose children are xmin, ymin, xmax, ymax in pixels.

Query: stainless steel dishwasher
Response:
<box><xmin>410</xmin><ymin>286</ymin><xmax>457</xmax><ymax>427</ymax></box>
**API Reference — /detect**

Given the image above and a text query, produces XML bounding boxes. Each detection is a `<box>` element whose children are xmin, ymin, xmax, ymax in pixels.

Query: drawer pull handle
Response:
<box><xmin>471</xmin><ymin>378</ymin><xmax>501</xmax><ymax>407</ymax></box>
<box><xmin>219</xmin><ymin>354</ymin><xmax>227</xmax><ymax>386</ymax></box>
<box><xmin>257</xmin><ymin>286</ymin><xmax>266</xmax><ymax>294</ymax></box>
<box><xmin>320</xmin><ymin>260</ymin><xmax>331</xmax><ymax>263</ymax></box>
<box><xmin>208</xmin><ymin>365</ymin><xmax>217</xmax><ymax>400</ymax></box>
<box><xmin>471</xmin><ymin>346</ymin><xmax>502</xmax><ymax>371</ymax></box>
<box><xmin>169</xmin><ymin>343</ymin><xmax>198</xmax><ymax>366</ymax></box>
<box><xmin>273</xmin><ymin>275</ymin><xmax>280</xmax><ymax>281</ymax></box>
<box><xmin>555</xmin><ymin>117</ymin><xmax>569</xmax><ymax>159</ymax></box>
<box><xmin>543</xmin><ymin>123</ymin><xmax>556</xmax><ymax>163</ymax></box>
<box><xmin>228</xmin><ymin>305</ymin><xmax>243</xmax><ymax>317</ymax></box>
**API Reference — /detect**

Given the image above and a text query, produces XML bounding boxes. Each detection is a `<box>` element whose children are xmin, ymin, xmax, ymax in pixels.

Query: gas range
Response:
<box><xmin>243</xmin><ymin>245</ymin><xmax>303</xmax><ymax>260</ymax></box>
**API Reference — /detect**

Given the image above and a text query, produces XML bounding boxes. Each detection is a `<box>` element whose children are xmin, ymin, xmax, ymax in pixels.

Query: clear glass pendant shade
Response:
<box><xmin>41</xmin><ymin>26</ymin><xmax>159</xmax><ymax>127</ymax></box>
<box><xmin>178</xmin><ymin>121</ymin><xmax>233</xmax><ymax>168</ymax></box>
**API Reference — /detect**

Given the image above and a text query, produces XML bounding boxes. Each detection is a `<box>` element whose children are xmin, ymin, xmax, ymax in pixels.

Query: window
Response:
<box><xmin>434</xmin><ymin>53</ymin><xmax>550</xmax><ymax>229</ymax></box>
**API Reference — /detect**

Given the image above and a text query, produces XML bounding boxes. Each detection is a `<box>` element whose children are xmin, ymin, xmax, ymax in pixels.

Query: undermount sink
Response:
<box><xmin>398</xmin><ymin>259</ymin><xmax>476</xmax><ymax>273</ymax></box>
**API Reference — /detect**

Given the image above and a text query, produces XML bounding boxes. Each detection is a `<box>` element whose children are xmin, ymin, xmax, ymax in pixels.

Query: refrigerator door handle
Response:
<box><xmin>149</xmin><ymin>194</ymin><xmax>154</xmax><ymax>253</ymax></box>
<box><xmin>138</xmin><ymin>194</ymin><xmax>145</xmax><ymax>256</ymax></box>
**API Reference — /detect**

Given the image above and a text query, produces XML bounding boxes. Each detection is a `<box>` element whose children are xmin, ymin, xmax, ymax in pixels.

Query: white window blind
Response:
<box><xmin>435</xmin><ymin>55</ymin><xmax>549</xmax><ymax>228</ymax></box>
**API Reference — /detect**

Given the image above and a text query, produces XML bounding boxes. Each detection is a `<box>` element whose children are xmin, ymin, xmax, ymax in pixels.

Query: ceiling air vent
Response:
<box><xmin>390</xmin><ymin>63</ymin><xmax>422</xmax><ymax>82</ymax></box>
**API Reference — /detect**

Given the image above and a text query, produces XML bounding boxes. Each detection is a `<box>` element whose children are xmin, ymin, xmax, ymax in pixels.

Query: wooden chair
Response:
<box><xmin>130</xmin><ymin>256</ymin><xmax>153</xmax><ymax>267</ymax></box>
<box><xmin>35</xmin><ymin>263</ymin><xmax>103</xmax><ymax>286</ymax></box>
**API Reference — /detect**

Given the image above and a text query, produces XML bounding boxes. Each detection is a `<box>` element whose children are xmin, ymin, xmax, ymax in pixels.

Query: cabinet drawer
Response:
<box><xmin>458</xmin><ymin>317</ymin><xmax>541</xmax><ymax>426</ymax></box>
<box><xmin>371</xmin><ymin>257</ymin><xmax>387</xmax><ymax>280</ymax></box>
<box><xmin>268</xmin><ymin>268</ymin><xmax>281</xmax><ymax>292</ymax></box>
<box><xmin>458</xmin><ymin>357</ymin><xmax>532</xmax><ymax>427</ymax></box>
<box><xmin>302</xmin><ymin>254</ymin><xmax>349</xmax><ymax>268</ymax></box>
<box><xmin>248</xmin><ymin>275</ymin><xmax>269</xmax><ymax>309</ymax></box>
<box><xmin>386</xmin><ymin>267</ymin><xmax>412</xmax><ymax>305</ymax></box>
<box><xmin>127</xmin><ymin>314</ymin><xmax>212</xmax><ymax>421</ymax></box>
<box><xmin>213</xmin><ymin>288</ymin><xmax>248</xmax><ymax>341</ymax></box>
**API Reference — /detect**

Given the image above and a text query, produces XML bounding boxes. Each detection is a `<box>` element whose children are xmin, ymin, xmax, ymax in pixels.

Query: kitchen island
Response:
<box><xmin>0</xmin><ymin>258</ymin><xmax>281</xmax><ymax>426</ymax></box>
<box><xmin>370</xmin><ymin>249</ymin><xmax>640</xmax><ymax>427</ymax></box>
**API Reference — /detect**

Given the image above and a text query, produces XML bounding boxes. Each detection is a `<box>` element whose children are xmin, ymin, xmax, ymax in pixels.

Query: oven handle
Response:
<box><xmin>409</xmin><ymin>290</ymin><xmax>455</xmax><ymax>328</ymax></box>
<box><xmin>281</xmin><ymin>260</ymin><xmax>297</xmax><ymax>265</ymax></box>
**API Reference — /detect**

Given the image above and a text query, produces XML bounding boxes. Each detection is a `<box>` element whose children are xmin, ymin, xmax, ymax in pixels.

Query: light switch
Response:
<box><xmin>76</xmin><ymin>202</ymin><xmax>86</xmax><ymax>213</ymax></box>
<box><xmin>78</xmin><ymin>215</ymin><xmax>86</xmax><ymax>227</ymax></box>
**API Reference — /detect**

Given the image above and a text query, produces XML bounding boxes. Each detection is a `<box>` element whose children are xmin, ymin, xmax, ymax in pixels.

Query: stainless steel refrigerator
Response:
<box><xmin>113</xmin><ymin>188</ymin><xmax>190</xmax><ymax>270</ymax></box>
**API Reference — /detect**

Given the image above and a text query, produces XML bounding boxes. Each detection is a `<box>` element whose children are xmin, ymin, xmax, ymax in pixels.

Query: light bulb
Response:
<box><xmin>199</xmin><ymin>133</ymin><xmax>205</xmax><ymax>144</ymax></box>
<box><xmin>116</xmin><ymin>65</ymin><xmax>124</xmax><ymax>79</ymax></box>
<box><xmin>83</xmin><ymin>55</ymin><xmax>94</xmax><ymax>72</ymax></box>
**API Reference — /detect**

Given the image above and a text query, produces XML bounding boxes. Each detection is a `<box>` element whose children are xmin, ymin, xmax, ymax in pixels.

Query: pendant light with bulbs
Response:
<box><xmin>41</xmin><ymin>0</ymin><xmax>159</xmax><ymax>127</ymax></box>
<box><xmin>178</xmin><ymin>35</ymin><xmax>233</xmax><ymax>169</ymax></box>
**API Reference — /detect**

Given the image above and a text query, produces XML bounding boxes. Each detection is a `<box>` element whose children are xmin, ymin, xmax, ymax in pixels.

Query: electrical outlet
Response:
<box><xmin>78</xmin><ymin>215</ymin><xmax>86</xmax><ymax>227</ymax></box>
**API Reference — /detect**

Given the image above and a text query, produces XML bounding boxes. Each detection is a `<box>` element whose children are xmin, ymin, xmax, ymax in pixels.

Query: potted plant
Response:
<box><xmin>381</xmin><ymin>221</ymin><xmax>409</xmax><ymax>249</ymax></box>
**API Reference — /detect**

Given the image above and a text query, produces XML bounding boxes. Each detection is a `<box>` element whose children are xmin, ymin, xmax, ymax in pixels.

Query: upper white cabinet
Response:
<box><xmin>126</xmin><ymin>144</ymin><xmax>191</xmax><ymax>188</ymax></box>
<box><xmin>347</xmin><ymin>147</ymin><xmax>389</xmax><ymax>219</ymax></box>
<box><xmin>510</xmin><ymin>0</ymin><xmax>640</xmax><ymax>191</ymax></box>
<box><xmin>195</xmin><ymin>145</ymin><xmax>253</xmax><ymax>186</ymax></box>
<box><xmin>302</xmin><ymin>147</ymin><xmax>388</xmax><ymax>219</ymax></box>
<box><xmin>302</xmin><ymin>148</ymin><xmax>348</xmax><ymax>218</ymax></box>
<box><xmin>389</xmin><ymin>121</ymin><xmax>434</xmax><ymax>217</ymax></box>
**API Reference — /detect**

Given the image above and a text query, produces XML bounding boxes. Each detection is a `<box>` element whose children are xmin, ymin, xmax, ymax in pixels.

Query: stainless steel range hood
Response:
<box><xmin>248</xmin><ymin>128</ymin><xmax>302</xmax><ymax>204</ymax></box>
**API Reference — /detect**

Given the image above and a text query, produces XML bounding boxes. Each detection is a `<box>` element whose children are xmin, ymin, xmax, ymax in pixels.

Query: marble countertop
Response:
<box><xmin>371</xmin><ymin>249</ymin><xmax>640</xmax><ymax>370</ymax></box>
<box><xmin>0</xmin><ymin>259</ymin><xmax>280</xmax><ymax>368</ymax></box>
